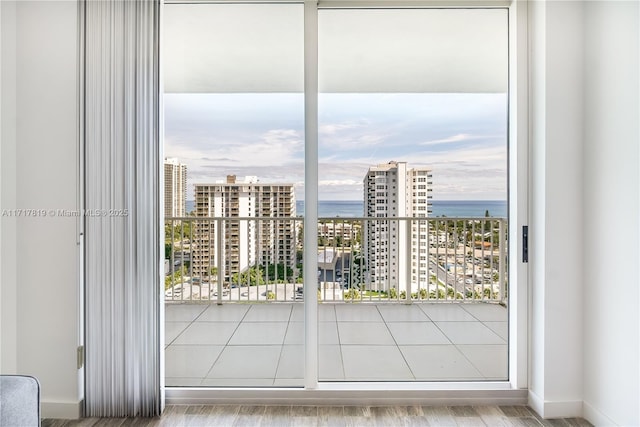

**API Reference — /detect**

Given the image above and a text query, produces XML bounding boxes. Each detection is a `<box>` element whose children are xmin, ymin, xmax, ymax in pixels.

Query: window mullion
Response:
<box><xmin>303</xmin><ymin>0</ymin><xmax>319</xmax><ymax>389</ymax></box>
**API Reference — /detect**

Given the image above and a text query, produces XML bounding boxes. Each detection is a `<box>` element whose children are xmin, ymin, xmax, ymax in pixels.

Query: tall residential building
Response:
<box><xmin>363</xmin><ymin>161</ymin><xmax>432</xmax><ymax>292</ymax></box>
<box><xmin>192</xmin><ymin>175</ymin><xmax>297</xmax><ymax>283</ymax></box>
<box><xmin>164</xmin><ymin>158</ymin><xmax>187</xmax><ymax>218</ymax></box>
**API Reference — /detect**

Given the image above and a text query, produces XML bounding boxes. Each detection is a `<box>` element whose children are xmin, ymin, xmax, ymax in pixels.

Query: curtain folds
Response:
<box><xmin>83</xmin><ymin>0</ymin><xmax>161</xmax><ymax>417</ymax></box>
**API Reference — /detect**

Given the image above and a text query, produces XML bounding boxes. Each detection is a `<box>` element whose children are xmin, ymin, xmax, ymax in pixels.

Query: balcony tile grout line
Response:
<box><xmin>332</xmin><ymin>304</ymin><xmax>347</xmax><ymax>380</ymax></box>
<box><xmin>200</xmin><ymin>304</ymin><xmax>253</xmax><ymax>383</ymax></box>
<box><xmin>457</xmin><ymin>302</ymin><xmax>509</xmax><ymax>380</ymax></box>
<box><xmin>416</xmin><ymin>303</ymin><xmax>489</xmax><ymax>380</ymax></box>
<box><xmin>164</xmin><ymin>304</ymin><xmax>210</xmax><ymax>348</ymax></box>
<box><xmin>376</xmin><ymin>305</ymin><xmax>417</xmax><ymax>381</ymax></box>
<box><xmin>432</xmin><ymin>304</ymin><xmax>502</xmax><ymax>380</ymax></box>
<box><xmin>272</xmin><ymin>305</ymin><xmax>295</xmax><ymax>385</ymax></box>
<box><xmin>165</xmin><ymin>304</ymin><xmax>219</xmax><ymax>386</ymax></box>
<box><xmin>458</xmin><ymin>303</ymin><xmax>509</xmax><ymax>343</ymax></box>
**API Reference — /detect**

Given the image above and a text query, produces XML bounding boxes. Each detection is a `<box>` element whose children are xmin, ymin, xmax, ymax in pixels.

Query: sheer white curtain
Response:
<box><xmin>82</xmin><ymin>0</ymin><xmax>162</xmax><ymax>417</ymax></box>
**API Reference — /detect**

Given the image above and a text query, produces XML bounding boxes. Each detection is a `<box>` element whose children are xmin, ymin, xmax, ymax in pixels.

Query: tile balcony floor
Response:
<box><xmin>165</xmin><ymin>302</ymin><xmax>508</xmax><ymax>387</ymax></box>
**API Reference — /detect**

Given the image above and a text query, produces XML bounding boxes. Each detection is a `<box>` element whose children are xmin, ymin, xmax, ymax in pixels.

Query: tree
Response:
<box><xmin>484</xmin><ymin>210</ymin><xmax>492</xmax><ymax>232</ymax></box>
<box><xmin>267</xmin><ymin>264</ymin><xmax>294</xmax><ymax>282</ymax></box>
<box><xmin>297</xmin><ymin>224</ymin><xmax>304</xmax><ymax>248</ymax></box>
<box><xmin>165</xmin><ymin>222</ymin><xmax>192</xmax><ymax>241</ymax></box>
<box><xmin>165</xmin><ymin>266</ymin><xmax>187</xmax><ymax>290</ymax></box>
<box><xmin>231</xmin><ymin>266</ymin><xmax>265</xmax><ymax>286</ymax></box>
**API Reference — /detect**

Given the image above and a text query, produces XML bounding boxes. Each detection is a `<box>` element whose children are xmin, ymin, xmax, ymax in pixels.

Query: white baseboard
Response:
<box><xmin>528</xmin><ymin>391</ymin><xmax>583</xmax><ymax>419</ymax></box>
<box><xmin>41</xmin><ymin>400</ymin><xmax>81</xmax><ymax>419</ymax></box>
<box><xmin>583</xmin><ymin>401</ymin><xmax>618</xmax><ymax>427</ymax></box>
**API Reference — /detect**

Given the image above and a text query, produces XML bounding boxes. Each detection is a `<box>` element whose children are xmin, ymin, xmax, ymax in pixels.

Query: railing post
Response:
<box><xmin>217</xmin><ymin>217</ymin><xmax>223</xmax><ymax>305</ymax></box>
<box><xmin>405</xmin><ymin>218</ymin><xmax>412</xmax><ymax>304</ymax></box>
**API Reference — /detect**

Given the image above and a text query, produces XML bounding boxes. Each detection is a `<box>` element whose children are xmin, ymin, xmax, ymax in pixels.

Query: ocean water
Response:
<box><xmin>298</xmin><ymin>200</ymin><xmax>507</xmax><ymax>218</ymax></box>
<box><xmin>187</xmin><ymin>200</ymin><xmax>507</xmax><ymax>217</ymax></box>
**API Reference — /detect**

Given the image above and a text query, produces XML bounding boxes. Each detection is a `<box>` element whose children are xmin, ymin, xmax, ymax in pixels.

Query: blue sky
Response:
<box><xmin>164</xmin><ymin>93</ymin><xmax>507</xmax><ymax>201</ymax></box>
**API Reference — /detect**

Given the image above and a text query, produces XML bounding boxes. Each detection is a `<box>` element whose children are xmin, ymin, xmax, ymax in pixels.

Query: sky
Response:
<box><xmin>164</xmin><ymin>92</ymin><xmax>507</xmax><ymax>201</ymax></box>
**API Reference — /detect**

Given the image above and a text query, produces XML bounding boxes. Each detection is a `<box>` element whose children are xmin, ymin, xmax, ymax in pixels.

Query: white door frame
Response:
<box><xmin>163</xmin><ymin>0</ymin><xmax>529</xmax><ymax>404</ymax></box>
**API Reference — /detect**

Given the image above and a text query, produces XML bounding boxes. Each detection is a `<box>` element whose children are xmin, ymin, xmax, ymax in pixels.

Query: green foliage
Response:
<box><xmin>429</xmin><ymin>288</ymin><xmax>446</xmax><ymax>299</ymax></box>
<box><xmin>483</xmin><ymin>287</ymin><xmax>498</xmax><ymax>299</ymax></box>
<box><xmin>418</xmin><ymin>288</ymin><xmax>428</xmax><ymax>299</ymax></box>
<box><xmin>267</xmin><ymin>264</ymin><xmax>294</xmax><ymax>282</ymax></box>
<box><xmin>389</xmin><ymin>287</ymin><xmax>398</xmax><ymax>299</ymax></box>
<box><xmin>231</xmin><ymin>266</ymin><xmax>265</xmax><ymax>286</ymax></box>
<box><xmin>165</xmin><ymin>222</ymin><xmax>192</xmax><ymax>241</ymax></box>
<box><xmin>165</xmin><ymin>266</ymin><xmax>187</xmax><ymax>290</ymax></box>
<box><xmin>362</xmin><ymin>290</ymin><xmax>388</xmax><ymax>298</ymax></box>
<box><xmin>266</xmin><ymin>291</ymin><xmax>275</xmax><ymax>300</ymax></box>
<box><xmin>343</xmin><ymin>288</ymin><xmax>361</xmax><ymax>301</ymax></box>
<box><xmin>165</xmin><ymin>243</ymin><xmax>172</xmax><ymax>259</ymax></box>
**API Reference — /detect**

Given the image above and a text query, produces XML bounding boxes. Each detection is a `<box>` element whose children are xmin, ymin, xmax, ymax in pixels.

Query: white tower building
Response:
<box><xmin>164</xmin><ymin>158</ymin><xmax>187</xmax><ymax>218</ymax></box>
<box><xmin>363</xmin><ymin>161</ymin><xmax>432</xmax><ymax>293</ymax></box>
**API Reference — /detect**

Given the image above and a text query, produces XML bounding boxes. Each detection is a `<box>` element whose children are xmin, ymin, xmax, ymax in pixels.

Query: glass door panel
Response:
<box><xmin>163</xmin><ymin>3</ymin><xmax>305</xmax><ymax>387</ymax></box>
<box><xmin>317</xmin><ymin>8</ymin><xmax>509</xmax><ymax>382</ymax></box>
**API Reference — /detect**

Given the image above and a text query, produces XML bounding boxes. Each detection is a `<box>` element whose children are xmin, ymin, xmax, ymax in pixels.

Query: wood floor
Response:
<box><xmin>42</xmin><ymin>405</ymin><xmax>593</xmax><ymax>426</ymax></box>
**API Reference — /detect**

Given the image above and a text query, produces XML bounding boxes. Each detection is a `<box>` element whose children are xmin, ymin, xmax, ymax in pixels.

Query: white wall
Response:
<box><xmin>582</xmin><ymin>2</ymin><xmax>640</xmax><ymax>426</ymax></box>
<box><xmin>0</xmin><ymin>0</ymin><xmax>81</xmax><ymax>419</ymax></box>
<box><xmin>528</xmin><ymin>0</ymin><xmax>585</xmax><ymax>418</ymax></box>
<box><xmin>1</xmin><ymin>0</ymin><xmax>18</xmax><ymax>376</ymax></box>
<box><xmin>529</xmin><ymin>1</ymin><xmax>639</xmax><ymax>424</ymax></box>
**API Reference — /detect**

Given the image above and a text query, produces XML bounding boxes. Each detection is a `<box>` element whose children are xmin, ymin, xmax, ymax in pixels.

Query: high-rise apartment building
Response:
<box><xmin>164</xmin><ymin>158</ymin><xmax>187</xmax><ymax>218</ymax></box>
<box><xmin>192</xmin><ymin>176</ymin><xmax>297</xmax><ymax>283</ymax></box>
<box><xmin>363</xmin><ymin>161</ymin><xmax>432</xmax><ymax>292</ymax></box>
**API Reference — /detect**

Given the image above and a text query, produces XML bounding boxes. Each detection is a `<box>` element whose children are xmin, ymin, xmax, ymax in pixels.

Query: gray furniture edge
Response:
<box><xmin>0</xmin><ymin>375</ymin><xmax>41</xmax><ymax>427</ymax></box>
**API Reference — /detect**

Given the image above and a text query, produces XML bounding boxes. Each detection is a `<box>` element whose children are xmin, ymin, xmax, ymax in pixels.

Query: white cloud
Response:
<box><xmin>319</xmin><ymin>119</ymin><xmax>370</xmax><ymax>135</ymax></box>
<box><xmin>420</xmin><ymin>133</ymin><xmax>500</xmax><ymax>146</ymax></box>
<box><xmin>166</xmin><ymin>93</ymin><xmax>508</xmax><ymax>201</ymax></box>
<box><xmin>319</xmin><ymin>179</ymin><xmax>361</xmax><ymax>186</ymax></box>
<box><xmin>319</xmin><ymin>119</ymin><xmax>390</xmax><ymax>149</ymax></box>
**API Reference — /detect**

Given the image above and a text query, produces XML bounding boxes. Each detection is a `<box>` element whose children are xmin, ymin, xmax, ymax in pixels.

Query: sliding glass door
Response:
<box><xmin>162</xmin><ymin>1</ymin><xmax>514</xmax><ymax>388</ymax></box>
<box><xmin>317</xmin><ymin>7</ymin><xmax>509</xmax><ymax>382</ymax></box>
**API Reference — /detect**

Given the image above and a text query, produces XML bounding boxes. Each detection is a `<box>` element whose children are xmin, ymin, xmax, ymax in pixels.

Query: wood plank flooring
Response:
<box><xmin>42</xmin><ymin>405</ymin><xmax>593</xmax><ymax>427</ymax></box>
